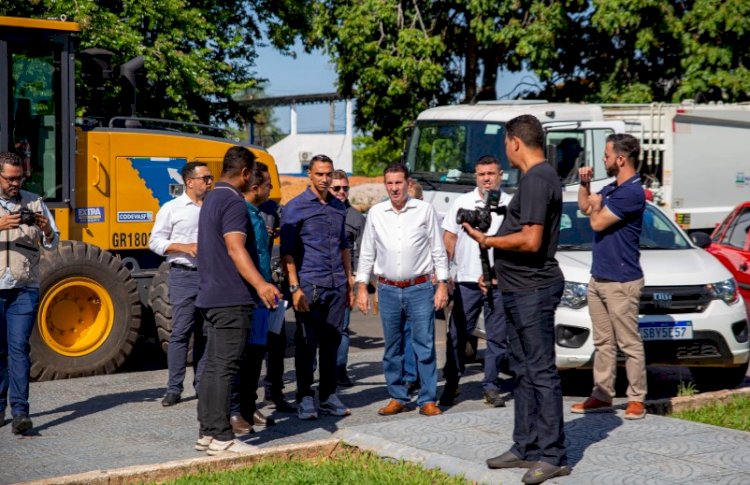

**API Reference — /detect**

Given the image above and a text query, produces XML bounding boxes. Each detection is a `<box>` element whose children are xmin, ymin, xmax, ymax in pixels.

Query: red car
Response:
<box><xmin>705</xmin><ymin>203</ymin><xmax>750</xmax><ymax>319</ymax></box>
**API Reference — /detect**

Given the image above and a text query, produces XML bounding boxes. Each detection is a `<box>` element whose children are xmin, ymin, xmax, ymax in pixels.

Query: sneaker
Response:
<box><xmin>206</xmin><ymin>438</ymin><xmax>258</xmax><ymax>456</ymax></box>
<box><xmin>320</xmin><ymin>394</ymin><xmax>351</xmax><ymax>416</ymax></box>
<box><xmin>270</xmin><ymin>396</ymin><xmax>297</xmax><ymax>413</ymax></box>
<box><xmin>161</xmin><ymin>392</ymin><xmax>181</xmax><ymax>407</ymax></box>
<box><xmin>486</xmin><ymin>450</ymin><xmax>534</xmax><ymax>469</ymax></box>
<box><xmin>483</xmin><ymin>389</ymin><xmax>506</xmax><ymax>408</ymax></box>
<box><xmin>337</xmin><ymin>371</ymin><xmax>354</xmax><ymax>388</ymax></box>
<box><xmin>297</xmin><ymin>396</ymin><xmax>318</xmax><ymax>420</ymax></box>
<box><xmin>195</xmin><ymin>434</ymin><xmax>212</xmax><ymax>451</ymax></box>
<box><xmin>570</xmin><ymin>396</ymin><xmax>613</xmax><ymax>414</ymax></box>
<box><xmin>521</xmin><ymin>461</ymin><xmax>571</xmax><ymax>484</ymax></box>
<box><xmin>11</xmin><ymin>414</ymin><xmax>33</xmax><ymax>435</ymax></box>
<box><xmin>624</xmin><ymin>401</ymin><xmax>646</xmax><ymax>420</ymax></box>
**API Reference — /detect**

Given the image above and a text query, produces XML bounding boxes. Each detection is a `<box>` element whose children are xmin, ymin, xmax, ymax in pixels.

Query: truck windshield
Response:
<box><xmin>405</xmin><ymin>121</ymin><xmax>519</xmax><ymax>190</ymax></box>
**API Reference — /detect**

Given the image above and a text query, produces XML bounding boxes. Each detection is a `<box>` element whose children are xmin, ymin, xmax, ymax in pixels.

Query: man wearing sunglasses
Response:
<box><xmin>0</xmin><ymin>152</ymin><xmax>59</xmax><ymax>435</ymax></box>
<box><xmin>329</xmin><ymin>170</ymin><xmax>365</xmax><ymax>387</ymax></box>
<box><xmin>149</xmin><ymin>161</ymin><xmax>213</xmax><ymax>407</ymax></box>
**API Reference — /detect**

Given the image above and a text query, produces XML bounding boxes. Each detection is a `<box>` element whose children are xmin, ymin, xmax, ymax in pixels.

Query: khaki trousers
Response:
<box><xmin>588</xmin><ymin>277</ymin><xmax>647</xmax><ymax>402</ymax></box>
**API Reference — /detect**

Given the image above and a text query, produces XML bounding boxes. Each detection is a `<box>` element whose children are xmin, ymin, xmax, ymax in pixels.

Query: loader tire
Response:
<box><xmin>30</xmin><ymin>241</ymin><xmax>142</xmax><ymax>380</ymax></box>
<box><xmin>147</xmin><ymin>262</ymin><xmax>174</xmax><ymax>355</ymax></box>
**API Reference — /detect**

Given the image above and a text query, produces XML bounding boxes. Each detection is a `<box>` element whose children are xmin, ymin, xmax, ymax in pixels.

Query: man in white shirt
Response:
<box><xmin>149</xmin><ymin>161</ymin><xmax>213</xmax><ymax>407</ymax></box>
<box><xmin>440</xmin><ymin>155</ymin><xmax>512</xmax><ymax>408</ymax></box>
<box><xmin>356</xmin><ymin>163</ymin><xmax>449</xmax><ymax>417</ymax></box>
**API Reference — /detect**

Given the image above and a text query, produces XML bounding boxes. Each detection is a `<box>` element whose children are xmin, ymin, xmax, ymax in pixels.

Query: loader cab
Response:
<box><xmin>0</xmin><ymin>16</ymin><xmax>77</xmax><ymax>206</ymax></box>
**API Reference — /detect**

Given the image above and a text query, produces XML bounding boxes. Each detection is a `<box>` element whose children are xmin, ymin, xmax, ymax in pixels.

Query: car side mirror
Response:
<box><xmin>690</xmin><ymin>232</ymin><xmax>711</xmax><ymax>249</ymax></box>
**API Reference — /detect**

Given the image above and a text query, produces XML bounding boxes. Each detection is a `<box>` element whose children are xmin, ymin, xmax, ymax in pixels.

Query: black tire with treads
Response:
<box><xmin>30</xmin><ymin>241</ymin><xmax>141</xmax><ymax>381</ymax></box>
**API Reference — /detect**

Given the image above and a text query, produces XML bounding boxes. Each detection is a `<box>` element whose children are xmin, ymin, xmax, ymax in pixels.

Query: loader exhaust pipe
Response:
<box><xmin>120</xmin><ymin>55</ymin><xmax>144</xmax><ymax>118</ymax></box>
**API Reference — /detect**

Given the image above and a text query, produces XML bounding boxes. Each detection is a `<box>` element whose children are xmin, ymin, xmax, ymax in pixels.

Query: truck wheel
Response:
<box><xmin>148</xmin><ymin>262</ymin><xmax>173</xmax><ymax>354</ymax></box>
<box><xmin>30</xmin><ymin>241</ymin><xmax>142</xmax><ymax>380</ymax></box>
<box><xmin>690</xmin><ymin>363</ymin><xmax>749</xmax><ymax>392</ymax></box>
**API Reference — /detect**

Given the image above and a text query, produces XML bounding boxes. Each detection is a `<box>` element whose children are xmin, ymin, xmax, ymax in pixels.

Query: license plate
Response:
<box><xmin>639</xmin><ymin>321</ymin><xmax>693</xmax><ymax>340</ymax></box>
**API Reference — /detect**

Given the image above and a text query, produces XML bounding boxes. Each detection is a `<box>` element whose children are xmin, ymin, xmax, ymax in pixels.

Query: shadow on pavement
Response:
<box><xmin>28</xmin><ymin>387</ymin><xmax>163</xmax><ymax>434</ymax></box>
<box><xmin>564</xmin><ymin>413</ymin><xmax>623</xmax><ymax>468</ymax></box>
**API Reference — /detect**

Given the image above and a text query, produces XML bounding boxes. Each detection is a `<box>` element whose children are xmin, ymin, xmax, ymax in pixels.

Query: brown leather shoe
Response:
<box><xmin>229</xmin><ymin>415</ymin><xmax>252</xmax><ymax>435</ymax></box>
<box><xmin>253</xmin><ymin>409</ymin><xmax>275</xmax><ymax>427</ymax></box>
<box><xmin>570</xmin><ymin>396</ymin><xmax>613</xmax><ymax>414</ymax></box>
<box><xmin>624</xmin><ymin>401</ymin><xmax>646</xmax><ymax>420</ymax></box>
<box><xmin>378</xmin><ymin>399</ymin><xmax>406</xmax><ymax>416</ymax></box>
<box><xmin>419</xmin><ymin>402</ymin><xmax>442</xmax><ymax>417</ymax></box>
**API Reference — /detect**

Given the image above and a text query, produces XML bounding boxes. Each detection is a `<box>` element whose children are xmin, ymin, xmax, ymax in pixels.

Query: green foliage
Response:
<box><xmin>673</xmin><ymin>395</ymin><xmax>750</xmax><ymax>432</ymax></box>
<box><xmin>162</xmin><ymin>447</ymin><xmax>470</xmax><ymax>484</ymax></box>
<box><xmin>0</xmin><ymin>1</ymin><xmax>309</xmax><ymax>125</ymax></box>
<box><xmin>676</xmin><ymin>380</ymin><xmax>698</xmax><ymax>398</ymax></box>
<box><xmin>352</xmin><ymin>135</ymin><xmax>401</xmax><ymax>177</ymax></box>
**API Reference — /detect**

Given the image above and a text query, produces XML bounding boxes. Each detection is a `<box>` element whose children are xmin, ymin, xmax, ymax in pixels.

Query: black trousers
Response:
<box><xmin>264</xmin><ymin>321</ymin><xmax>288</xmax><ymax>398</ymax></box>
<box><xmin>197</xmin><ymin>305</ymin><xmax>252</xmax><ymax>441</ymax></box>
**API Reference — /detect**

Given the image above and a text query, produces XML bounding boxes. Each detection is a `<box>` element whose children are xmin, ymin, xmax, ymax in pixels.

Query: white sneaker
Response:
<box><xmin>320</xmin><ymin>393</ymin><xmax>351</xmax><ymax>416</ymax></box>
<box><xmin>206</xmin><ymin>438</ymin><xmax>258</xmax><ymax>456</ymax></box>
<box><xmin>297</xmin><ymin>396</ymin><xmax>318</xmax><ymax>420</ymax></box>
<box><xmin>194</xmin><ymin>434</ymin><xmax>212</xmax><ymax>451</ymax></box>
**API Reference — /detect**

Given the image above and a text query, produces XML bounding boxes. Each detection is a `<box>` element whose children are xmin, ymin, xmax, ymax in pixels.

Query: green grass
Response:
<box><xmin>672</xmin><ymin>394</ymin><xmax>750</xmax><ymax>432</ymax></box>
<box><xmin>676</xmin><ymin>380</ymin><xmax>698</xmax><ymax>397</ymax></box>
<box><xmin>162</xmin><ymin>448</ymin><xmax>470</xmax><ymax>484</ymax></box>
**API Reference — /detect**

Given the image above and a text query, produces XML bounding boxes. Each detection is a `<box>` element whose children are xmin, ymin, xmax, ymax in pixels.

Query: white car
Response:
<box><xmin>473</xmin><ymin>193</ymin><xmax>750</xmax><ymax>391</ymax></box>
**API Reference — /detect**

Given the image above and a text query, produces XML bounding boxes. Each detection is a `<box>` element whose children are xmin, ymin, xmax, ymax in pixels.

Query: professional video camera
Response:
<box><xmin>455</xmin><ymin>189</ymin><xmax>504</xmax><ymax>232</ymax></box>
<box><xmin>456</xmin><ymin>189</ymin><xmax>506</xmax><ymax>310</ymax></box>
<box><xmin>14</xmin><ymin>208</ymin><xmax>38</xmax><ymax>226</ymax></box>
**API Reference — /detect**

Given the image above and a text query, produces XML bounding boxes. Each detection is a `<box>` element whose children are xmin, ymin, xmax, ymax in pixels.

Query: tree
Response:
<box><xmin>1</xmin><ymin>1</ymin><xmax>310</xmax><ymax>125</ymax></box>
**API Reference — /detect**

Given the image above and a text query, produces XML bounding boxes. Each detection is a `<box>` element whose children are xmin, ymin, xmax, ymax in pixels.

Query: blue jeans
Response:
<box><xmin>503</xmin><ymin>281</ymin><xmax>567</xmax><ymax>466</ymax></box>
<box><xmin>166</xmin><ymin>268</ymin><xmax>206</xmax><ymax>395</ymax></box>
<box><xmin>336</xmin><ymin>308</ymin><xmax>351</xmax><ymax>370</ymax></box>
<box><xmin>444</xmin><ymin>283</ymin><xmax>507</xmax><ymax>391</ymax></box>
<box><xmin>403</xmin><ymin>319</ymin><xmax>418</xmax><ymax>383</ymax></box>
<box><xmin>0</xmin><ymin>287</ymin><xmax>40</xmax><ymax>417</ymax></box>
<box><xmin>378</xmin><ymin>281</ymin><xmax>437</xmax><ymax>406</ymax></box>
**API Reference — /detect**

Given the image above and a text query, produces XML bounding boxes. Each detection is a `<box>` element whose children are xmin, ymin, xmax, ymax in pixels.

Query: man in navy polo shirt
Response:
<box><xmin>194</xmin><ymin>146</ymin><xmax>281</xmax><ymax>455</ymax></box>
<box><xmin>281</xmin><ymin>154</ymin><xmax>353</xmax><ymax>420</ymax></box>
<box><xmin>571</xmin><ymin>133</ymin><xmax>647</xmax><ymax>420</ymax></box>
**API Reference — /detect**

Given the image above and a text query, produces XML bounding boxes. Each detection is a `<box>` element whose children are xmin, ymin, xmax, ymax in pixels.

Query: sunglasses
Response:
<box><xmin>190</xmin><ymin>175</ymin><xmax>214</xmax><ymax>183</ymax></box>
<box><xmin>331</xmin><ymin>185</ymin><xmax>350</xmax><ymax>193</ymax></box>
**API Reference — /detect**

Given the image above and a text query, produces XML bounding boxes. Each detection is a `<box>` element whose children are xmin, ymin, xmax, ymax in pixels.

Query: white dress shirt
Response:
<box><xmin>149</xmin><ymin>193</ymin><xmax>201</xmax><ymax>267</ymax></box>
<box><xmin>355</xmin><ymin>197</ymin><xmax>449</xmax><ymax>283</ymax></box>
<box><xmin>442</xmin><ymin>187</ymin><xmax>512</xmax><ymax>282</ymax></box>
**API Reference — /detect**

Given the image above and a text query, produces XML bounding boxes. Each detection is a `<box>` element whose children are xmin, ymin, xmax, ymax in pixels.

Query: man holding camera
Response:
<box><xmin>0</xmin><ymin>152</ymin><xmax>59</xmax><ymax>435</ymax></box>
<box><xmin>440</xmin><ymin>155</ymin><xmax>511</xmax><ymax>408</ymax></box>
<box><xmin>463</xmin><ymin>115</ymin><xmax>568</xmax><ymax>484</ymax></box>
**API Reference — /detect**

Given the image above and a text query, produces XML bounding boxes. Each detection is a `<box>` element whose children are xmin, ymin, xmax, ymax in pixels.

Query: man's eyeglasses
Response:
<box><xmin>0</xmin><ymin>173</ymin><xmax>25</xmax><ymax>184</ymax></box>
<box><xmin>331</xmin><ymin>185</ymin><xmax>350</xmax><ymax>193</ymax></box>
<box><xmin>189</xmin><ymin>175</ymin><xmax>214</xmax><ymax>183</ymax></box>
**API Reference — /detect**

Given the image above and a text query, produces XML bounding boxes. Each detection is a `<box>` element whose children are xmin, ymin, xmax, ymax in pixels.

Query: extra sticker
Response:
<box><xmin>75</xmin><ymin>207</ymin><xmax>105</xmax><ymax>223</ymax></box>
<box><xmin>117</xmin><ymin>211</ymin><xmax>153</xmax><ymax>223</ymax></box>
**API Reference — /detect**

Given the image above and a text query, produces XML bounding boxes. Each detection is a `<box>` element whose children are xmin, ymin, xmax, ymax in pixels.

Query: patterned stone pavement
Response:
<box><xmin>2</xmin><ymin>344</ymin><xmax>750</xmax><ymax>484</ymax></box>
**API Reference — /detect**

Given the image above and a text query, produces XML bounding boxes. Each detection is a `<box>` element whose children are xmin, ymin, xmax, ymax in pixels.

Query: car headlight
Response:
<box><xmin>560</xmin><ymin>281</ymin><xmax>588</xmax><ymax>309</ymax></box>
<box><xmin>707</xmin><ymin>278</ymin><xmax>739</xmax><ymax>305</ymax></box>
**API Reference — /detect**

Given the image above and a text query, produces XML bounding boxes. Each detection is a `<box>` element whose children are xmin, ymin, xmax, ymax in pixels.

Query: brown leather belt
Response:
<box><xmin>378</xmin><ymin>274</ymin><xmax>430</xmax><ymax>288</ymax></box>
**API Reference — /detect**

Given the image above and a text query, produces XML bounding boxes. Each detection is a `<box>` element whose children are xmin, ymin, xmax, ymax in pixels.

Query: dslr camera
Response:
<box><xmin>14</xmin><ymin>208</ymin><xmax>38</xmax><ymax>226</ymax></box>
<box><xmin>455</xmin><ymin>189</ymin><xmax>505</xmax><ymax>232</ymax></box>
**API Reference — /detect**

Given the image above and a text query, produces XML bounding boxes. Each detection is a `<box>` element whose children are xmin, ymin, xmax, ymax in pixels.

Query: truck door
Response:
<box><xmin>545</xmin><ymin>121</ymin><xmax>625</xmax><ymax>184</ymax></box>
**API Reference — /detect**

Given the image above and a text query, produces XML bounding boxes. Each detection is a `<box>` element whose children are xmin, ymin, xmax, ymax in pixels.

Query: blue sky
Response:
<box><xmin>254</xmin><ymin>43</ymin><xmax>539</xmax><ymax>135</ymax></box>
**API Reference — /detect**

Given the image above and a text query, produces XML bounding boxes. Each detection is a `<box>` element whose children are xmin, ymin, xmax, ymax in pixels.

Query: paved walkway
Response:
<box><xmin>2</xmin><ymin>348</ymin><xmax>750</xmax><ymax>484</ymax></box>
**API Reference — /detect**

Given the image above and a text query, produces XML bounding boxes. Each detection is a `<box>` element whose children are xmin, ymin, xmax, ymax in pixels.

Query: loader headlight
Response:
<box><xmin>560</xmin><ymin>281</ymin><xmax>588</xmax><ymax>309</ymax></box>
<box><xmin>708</xmin><ymin>279</ymin><xmax>739</xmax><ymax>305</ymax></box>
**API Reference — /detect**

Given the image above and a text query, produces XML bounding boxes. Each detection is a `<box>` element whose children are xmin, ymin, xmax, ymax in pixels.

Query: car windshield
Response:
<box><xmin>405</xmin><ymin>121</ymin><xmax>520</xmax><ymax>190</ymax></box>
<box><xmin>559</xmin><ymin>202</ymin><xmax>692</xmax><ymax>251</ymax></box>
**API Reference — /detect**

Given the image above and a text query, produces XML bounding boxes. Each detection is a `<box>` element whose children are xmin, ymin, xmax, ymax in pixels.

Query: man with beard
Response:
<box><xmin>571</xmin><ymin>133</ymin><xmax>647</xmax><ymax>420</ymax></box>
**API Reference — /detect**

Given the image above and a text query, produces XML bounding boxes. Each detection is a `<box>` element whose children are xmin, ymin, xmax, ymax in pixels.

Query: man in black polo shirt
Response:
<box><xmin>464</xmin><ymin>115</ymin><xmax>569</xmax><ymax>484</ymax></box>
<box><xmin>194</xmin><ymin>146</ymin><xmax>281</xmax><ymax>455</ymax></box>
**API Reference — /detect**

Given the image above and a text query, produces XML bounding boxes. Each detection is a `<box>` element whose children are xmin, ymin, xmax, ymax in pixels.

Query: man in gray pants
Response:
<box><xmin>149</xmin><ymin>161</ymin><xmax>214</xmax><ymax>406</ymax></box>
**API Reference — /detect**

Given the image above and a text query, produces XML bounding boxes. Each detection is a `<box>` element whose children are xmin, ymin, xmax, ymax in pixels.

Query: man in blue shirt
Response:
<box><xmin>194</xmin><ymin>146</ymin><xmax>281</xmax><ymax>455</ymax></box>
<box><xmin>572</xmin><ymin>134</ymin><xmax>647</xmax><ymax>420</ymax></box>
<box><xmin>281</xmin><ymin>154</ymin><xmax>353</xmax><ymax>420</ymax></box>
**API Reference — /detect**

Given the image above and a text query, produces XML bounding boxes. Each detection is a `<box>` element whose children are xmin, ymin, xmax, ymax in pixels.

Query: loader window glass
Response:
<box><xmin>9</xmin><ymin>49</ymin><xmax>62</xmax><ymax>201</ymax></box>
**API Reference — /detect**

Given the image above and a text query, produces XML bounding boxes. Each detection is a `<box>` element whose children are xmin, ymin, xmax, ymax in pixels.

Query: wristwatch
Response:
<box><xmin>438</xmin><ymin>279</ymin><xmax>449</xmax><ymax>284</ymax></box>
<box><xmin>289</xmin><ymin>284</ymin><xmax>300</xmax><ymax>293</ymax></box>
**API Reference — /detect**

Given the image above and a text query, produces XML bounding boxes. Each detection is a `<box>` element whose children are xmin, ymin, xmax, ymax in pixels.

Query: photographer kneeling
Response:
<box><xmin>0</xmin><ymin>152</ymin><xmax>59</xmax><ymax>435</ymax></box>
<box><xmin>440</xmin><ymin>155</ymin><xmax>512</xmax><ymax>407</ymax></box>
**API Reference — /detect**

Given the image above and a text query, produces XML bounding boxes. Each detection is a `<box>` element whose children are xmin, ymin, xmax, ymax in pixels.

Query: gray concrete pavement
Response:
<box><xmin>1</xmin><ymin>312</ymin><xmax>749</xmax><ymax>484</ymax></box>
